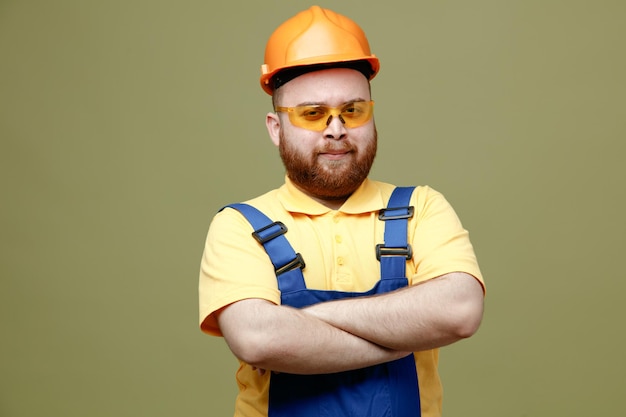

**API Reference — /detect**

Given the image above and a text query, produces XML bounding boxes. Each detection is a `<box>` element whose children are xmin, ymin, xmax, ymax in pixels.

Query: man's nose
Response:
<box><xmin>324</xmin><ymin>114</ymin><xmax>347</xmax><ymax>139</ymax></box>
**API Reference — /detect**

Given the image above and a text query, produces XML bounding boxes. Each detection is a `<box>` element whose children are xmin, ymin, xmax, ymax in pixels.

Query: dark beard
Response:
<box><xmin>278</xmin><ymin>128</ymin><xmax>377</xmax><ymax>201</ymax></box>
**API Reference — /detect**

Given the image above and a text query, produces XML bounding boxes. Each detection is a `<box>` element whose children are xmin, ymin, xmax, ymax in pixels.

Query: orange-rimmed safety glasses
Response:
<box><xmin>275</xmin><ymin>100</ymin><xmax>374</xmax><ymax>131</ymax></box>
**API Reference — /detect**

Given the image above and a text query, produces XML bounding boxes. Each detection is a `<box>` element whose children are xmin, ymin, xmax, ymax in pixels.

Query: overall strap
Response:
<box><xmin>222</xmin><ymin>204</ymin><xmax>306</xmax><ymax>293</ymax></box>
<box><xmin>377</xmin><ymin>186</ymin><xmax>416</xmax><ymax>279</ymax></box>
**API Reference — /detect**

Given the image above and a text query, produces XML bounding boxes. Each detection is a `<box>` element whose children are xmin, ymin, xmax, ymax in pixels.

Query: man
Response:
<box><xmin>199</xmin><ymin>6</ymin><xmax>485</xmax><ymax>417</ymax></box>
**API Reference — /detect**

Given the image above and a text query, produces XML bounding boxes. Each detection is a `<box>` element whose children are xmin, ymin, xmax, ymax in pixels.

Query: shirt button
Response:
<box><xmin>333</xmin><ymin>216</ymin><xmax>340</xmax><ymax>224</ymax></box>
<box><xmin>335</xmin><ymin>235</ymin><xmax>342</xmax><ymax>243</ymax></box>
<box><xmin>337</xmin><ymin>257</ymin><xmax>344</xmax><ymax>266</ymax></box>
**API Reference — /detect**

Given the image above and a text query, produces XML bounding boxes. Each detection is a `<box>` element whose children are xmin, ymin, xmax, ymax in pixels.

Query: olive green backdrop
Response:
<box><xmin>1</xmin><ymin>1</ymin><xmax>624</xmax><ymax>416</ymax></box>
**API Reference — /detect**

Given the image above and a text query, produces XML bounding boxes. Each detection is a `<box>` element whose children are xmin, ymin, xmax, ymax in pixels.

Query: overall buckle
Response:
<box><xmin>376</xmin><ymin>244</ymin><xmax>413</xmax><ymax>260</ymax></box>
<box><xmin>378</xmin><ymin>206</ymin><xmax>414</xmax><ymax>221</ymax></box>
<box><xmin>275</xmin><ymin>253</ymin><xmax>306</xmax><ymax>275</ymax></box>
<box><xmin>252</xmin><ymin>221</ymin><xmax>287</xmax><ymax>244</ymax></box>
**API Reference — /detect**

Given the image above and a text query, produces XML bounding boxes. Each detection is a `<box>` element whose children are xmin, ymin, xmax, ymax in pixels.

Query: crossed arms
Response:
<box><xmin>215</xmin><ymin>271</ymin><xmax>484</xmax><ymax>375</ymax></box>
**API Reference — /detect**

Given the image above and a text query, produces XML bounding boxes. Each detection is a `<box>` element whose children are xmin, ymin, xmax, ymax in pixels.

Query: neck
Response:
<box><xmin>312</xmin><ymin>196</ymin><xmax>348</xmax><ymax>211</ymax></box>
<box><xmin>291</xmin><ymin>182</ymin><xmax>351</xmax><ymax>210</ymax></box>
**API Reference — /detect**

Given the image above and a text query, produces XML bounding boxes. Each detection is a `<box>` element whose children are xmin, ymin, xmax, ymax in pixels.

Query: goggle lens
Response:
<box><xmin>276</xmin><ymin>101</ymin><xmax>374</xmax><ymax>131</ymax></box>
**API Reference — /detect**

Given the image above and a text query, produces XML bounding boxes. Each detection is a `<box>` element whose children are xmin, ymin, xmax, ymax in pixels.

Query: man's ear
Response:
<box><xmin>266</xmin><ymin>112</ymin><xmax>281</xmax><ymax>147</ymax></box>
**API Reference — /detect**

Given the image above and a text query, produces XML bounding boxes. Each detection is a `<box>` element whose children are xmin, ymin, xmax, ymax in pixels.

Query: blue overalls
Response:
<box><xmin>225</xmin><ymin>187</ymin><xmax>421</xmax><ymax>417</ymax></box>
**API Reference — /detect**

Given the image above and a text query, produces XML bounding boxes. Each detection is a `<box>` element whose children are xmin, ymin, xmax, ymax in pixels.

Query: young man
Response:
<box><xmin>199</xmin><ymin>6</ymin><xmax>485</xmax><ymax>417</ymax></box>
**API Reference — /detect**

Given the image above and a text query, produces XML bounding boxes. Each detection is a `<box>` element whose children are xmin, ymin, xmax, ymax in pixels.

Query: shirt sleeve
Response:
<box><xmin>198</xmin><ymin>207</ymin><xmax>282</xmax><ymax>336</ymax></box>
<box><xmin>409</xmin><ymin>187</ymin><xmax>484</xmax><ymax>290</ymax></box>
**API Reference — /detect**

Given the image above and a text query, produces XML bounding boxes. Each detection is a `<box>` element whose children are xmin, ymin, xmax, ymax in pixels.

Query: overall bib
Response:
<box><xmin>225</xmin><ymin>187</ymin><xmax>421</xmax><ymax>417</ymax></box>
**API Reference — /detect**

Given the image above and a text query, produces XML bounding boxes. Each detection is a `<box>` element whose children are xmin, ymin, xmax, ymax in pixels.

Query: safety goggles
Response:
<box><xmin>275</xmin><ymin>100</ymin><xmax>374</xmax><ymax>131</ymax></box>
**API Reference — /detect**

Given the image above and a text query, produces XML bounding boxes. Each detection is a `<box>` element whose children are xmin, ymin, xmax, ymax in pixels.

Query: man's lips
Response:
<box><xmin>319</xmin><ymin>150</ymin><xmax>352</xmax><ymax>160</ymax></box>
<box><xmin>319</xmin><ymin>145</ymin><xmax>353</xmax><ymax>155</ymax></box>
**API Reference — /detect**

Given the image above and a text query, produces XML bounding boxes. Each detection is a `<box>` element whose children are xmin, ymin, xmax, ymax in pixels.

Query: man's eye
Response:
<box><xmin>300</xmin><ymin>107</ymin><xmax>327</xmax><ymax>120</ymax></box>
<box><xmin>342</xmin><ymin>104</ymin><xmax>363</xmax><ymax>117</ymax></box>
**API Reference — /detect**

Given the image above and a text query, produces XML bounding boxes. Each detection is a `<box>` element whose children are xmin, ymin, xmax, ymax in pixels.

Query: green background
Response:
<box><xmin>1</xmin><ymin>0</ymin><xmax>624</xmax><ymax>416</ymax></box>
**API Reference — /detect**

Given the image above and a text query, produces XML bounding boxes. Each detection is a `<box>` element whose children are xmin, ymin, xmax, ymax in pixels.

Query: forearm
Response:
<box><xmin>304</xmin><ymin>272</ymin><xmax>484</xmax><ymax>352</ymax></box>
<box><xmin>216</xmin><ymin>298</ymin><xmax>409</xmax><ymax>375</ymax></box>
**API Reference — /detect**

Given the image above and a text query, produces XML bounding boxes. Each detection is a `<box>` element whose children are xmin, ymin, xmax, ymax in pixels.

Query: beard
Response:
<box><xmin>278</xmin><ymin>128</ymin><xmax>378</xmax><ymax>201</ymax></box>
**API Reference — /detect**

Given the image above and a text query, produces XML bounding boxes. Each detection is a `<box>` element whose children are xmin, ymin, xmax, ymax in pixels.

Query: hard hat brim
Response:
<box><xmin>260</xmin><ymin>56</ymin><xmax>380</xmax><ymax>95</ymax></box>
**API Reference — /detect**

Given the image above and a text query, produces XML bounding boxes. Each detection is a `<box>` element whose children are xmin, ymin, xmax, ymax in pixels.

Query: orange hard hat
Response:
<box><xmin>260</xmin><ymin>6</ymin><xmax>380</xmax><ymax>95</ymax></box>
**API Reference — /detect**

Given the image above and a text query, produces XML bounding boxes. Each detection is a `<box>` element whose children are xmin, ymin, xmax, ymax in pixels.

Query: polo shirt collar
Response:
<box><xmin>278</xmin><ymin>176</ymin><xmax>385</xmax><ymax>215</ymax></box>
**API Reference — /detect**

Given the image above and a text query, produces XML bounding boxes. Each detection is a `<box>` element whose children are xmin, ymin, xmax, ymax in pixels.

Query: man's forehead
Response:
<box><xmin>277</xmin><ymin>68</ymin><xmax>371</xmax><ymax>104</ymax></box>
